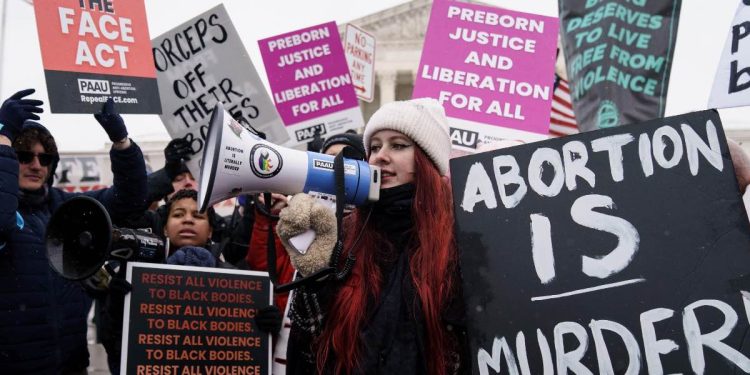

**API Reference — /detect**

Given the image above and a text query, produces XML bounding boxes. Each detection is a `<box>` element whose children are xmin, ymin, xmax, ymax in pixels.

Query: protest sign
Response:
<box><xmin>259</xmin><ymin>22</ymin><xmax>364</xmax><ymax>146</ymax></box>
<box><xmin>709</xmin><ymin>0</ymin><xmax>750</xmax><ymax>109</ymax></box>
<box><xmin>412</xmin><ymin>1</ymin><xmax>558</xmax><ymax>152</ymax></box>
<box><xmin>121</xmin><ymin>262</ymin><xmax>272</xmax><ymax>375</ymax></box>
<box><xmin>343</xmin><ymin>24</ymin><xmax>376</xmax><ymax>102</ymax></box>
<box><xmin>560</xmin><ymin>0</ymin><xmax>682</xmax><ymax>131</ymax></box>
<box><xmin>153</xmin><ymin>5</ymin><xmax>288</xmax><ymax>179</ymax></box>
<box><xmin>33</xmin><ymin>0</ymin><xmax>160</xmax><ymax>114</ymax></box>
<box><xmin>451</xmin><ymin>110</ymin><xmax>750</xmax><ymax>374</ymax></box>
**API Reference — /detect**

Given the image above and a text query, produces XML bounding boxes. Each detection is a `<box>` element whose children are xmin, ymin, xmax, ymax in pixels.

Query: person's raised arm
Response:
<box><xmin>0</xmin><ymin>88</ymin><xmax>43</xmax><ymax>147</ymax></box>
<box><xmin>84</xmin><ymin>98</ymin><xmax>146</xmax><ymax>221</ymax></box>
<box><xmin>0</xmin><ymin>89</ymin><xmax>43</xmax><ymax>239</ymax></box>
<box><xmin>94</xmin><ymin>98</ymin><xmax>130</xmax><ymax>150</ymax></box>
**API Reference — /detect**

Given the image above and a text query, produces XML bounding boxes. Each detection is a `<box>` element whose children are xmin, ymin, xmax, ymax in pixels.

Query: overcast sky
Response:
<box><xmin>0</xmin><ymin>0</ymin><xmax>745</xmax><ymax>151</ymax></box>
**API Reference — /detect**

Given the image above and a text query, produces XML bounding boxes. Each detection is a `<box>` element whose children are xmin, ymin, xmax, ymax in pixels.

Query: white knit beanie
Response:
<box><xmin>363</xmin><ymin>98</ymin><xmax>451</xmax><ymax>176</ymax></box>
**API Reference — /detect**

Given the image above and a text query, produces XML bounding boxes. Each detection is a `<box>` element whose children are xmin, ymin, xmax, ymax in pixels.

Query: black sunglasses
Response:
<box><xmin>16</xmin><ymin>151</ymin><xmax>57</xmax><ymax>167</ymax></box>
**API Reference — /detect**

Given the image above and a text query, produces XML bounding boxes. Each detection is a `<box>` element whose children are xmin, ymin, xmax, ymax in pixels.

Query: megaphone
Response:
<box><xmin>198</xmin><ymin>103</ymin><xmax>380</xmax><ymax>212</ymax></box>
<box><xmin>46</xmin><ymin>196</ymin><xmax>165</xmax><ymax>280</ymax></box>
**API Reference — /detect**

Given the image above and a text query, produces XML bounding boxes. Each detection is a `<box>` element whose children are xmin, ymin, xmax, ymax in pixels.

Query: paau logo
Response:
<box><xmin>78</xmin><ymin>79</ymin><xmax>110</xmax><ymax>95</ymax></box>
<box><xmin>450</xmin><ymin>127</ymin><xmax>479</xmax><ymax>149</ymax></box>
<box><xmin>313</xmin><ymin>159</ymin><xmax>357</xmax><ymax>175</ymax></box>
<box><xmin>313</xmin><ymin>159</ymin><xmax>334</xmax><ymax>170</ymax></box>
<box><xmin>250</xmin><ymin>144</ymin><xmax>283</xmax><ymax>179</ymax></box>
<box><xmin>295</xmin><ymin>123</ymin><xmax>327</xmax><ymax>142</ymax></box>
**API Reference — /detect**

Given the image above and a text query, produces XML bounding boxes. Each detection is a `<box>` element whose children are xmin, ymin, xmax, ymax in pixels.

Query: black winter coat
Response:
<box><xmin>285</xmin><ymin>185</ymin><xmax>468</xmax><ymax>375</ymax></box>
<box><xmin>0</xmin><ymin>139</ymin><xmax>147</xmax><ymax>374</ymax></box>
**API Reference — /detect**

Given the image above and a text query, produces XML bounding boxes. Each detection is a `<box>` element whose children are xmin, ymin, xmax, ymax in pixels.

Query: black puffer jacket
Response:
<box><xmin>0</xmin><ymin>128</ymin><xmax>147</xmax><ymax>374</ymax></box>
<box><xmin>285</xmin><ymin>184</ymin><xmax>469</xmax><ymax>375</ymax></box>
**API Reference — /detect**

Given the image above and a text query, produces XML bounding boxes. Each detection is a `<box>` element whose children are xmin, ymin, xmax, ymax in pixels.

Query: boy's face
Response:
<box><xmin>18</xmin><ymin>142</ymin><xmax>49</xmax><ymax>191</ymax></box>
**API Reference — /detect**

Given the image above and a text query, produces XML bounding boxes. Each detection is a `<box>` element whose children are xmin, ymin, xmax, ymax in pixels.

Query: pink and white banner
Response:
<box><xmin>413</xmin><ymin>1</ymin><xmax>559</xmax><ymax>151</ymax></box>
<box><xmin>259</xmin><ymin>22</ymin><xmax>364</xmax><ymax>146</ymax></box>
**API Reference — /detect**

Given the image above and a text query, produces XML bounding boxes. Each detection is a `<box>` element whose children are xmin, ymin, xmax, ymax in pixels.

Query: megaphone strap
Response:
<box><xmin>264</xmin><ymin>192</ymin><xmax>279</xmax><ymax>286</ymax></box>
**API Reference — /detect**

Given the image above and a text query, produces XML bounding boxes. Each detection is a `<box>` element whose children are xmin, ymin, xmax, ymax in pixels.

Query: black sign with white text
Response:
<box><xmin>121</xmin><ymin>263</ymin><xmax>272</xmax><ymax>375</ymax></box>
<box><xmin>451</xmin><ymin>110</ymin><xmax>750</xmax><ymax>374</ymax></box>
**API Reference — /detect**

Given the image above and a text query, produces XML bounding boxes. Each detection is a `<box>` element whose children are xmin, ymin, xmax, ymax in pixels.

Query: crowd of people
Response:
<box><xmin>1</xmin><ymin>87</ymin><xmax>750</xmax><ymax>375</ymax></box>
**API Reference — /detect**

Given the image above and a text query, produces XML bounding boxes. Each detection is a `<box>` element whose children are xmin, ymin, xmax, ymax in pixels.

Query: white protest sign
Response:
<box><xmin>152</xmin><ymin>4</ymin><xmax>288</xmax><ymax>178</ymax></box>
<box><xmin>709</xmin><ymin>0</ymin><xmax>750</xmax><ymax>109</ymax></box>
<box><xmin>344</xmin><ymin>24</ymin><xmax>376</xmax><ymax>102</ymax></box>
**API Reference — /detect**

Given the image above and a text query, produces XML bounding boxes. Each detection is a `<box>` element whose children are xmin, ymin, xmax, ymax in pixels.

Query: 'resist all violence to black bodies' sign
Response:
<box><xmin>451</xmin><ymin>109</ymin><xmax>750</xmax><ymax>374</ymax></box>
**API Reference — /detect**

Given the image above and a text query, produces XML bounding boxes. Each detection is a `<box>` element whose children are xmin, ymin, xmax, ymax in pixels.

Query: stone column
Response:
<box><xmin>378</xmin><ymin>71</ymin><xmax>397</xmax><ymax>105</ymax></box>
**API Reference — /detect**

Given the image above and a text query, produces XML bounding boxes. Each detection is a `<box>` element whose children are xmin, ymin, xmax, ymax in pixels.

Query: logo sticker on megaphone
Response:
<box><xmin>250</xmin><ymin>145</ymin><xmax>283</xmax><ymax>179</ymax></box>
<box><xmin>198</xmin><ymin>103</ymin><xmax>380</xmax><ymax>212</ymax></box>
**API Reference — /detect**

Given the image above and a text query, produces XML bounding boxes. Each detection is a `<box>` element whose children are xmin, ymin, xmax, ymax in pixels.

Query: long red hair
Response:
<box><xmin>316</xmin><ymin>147</ymin><xmax>458</xmax><ymax>374</ymax></box>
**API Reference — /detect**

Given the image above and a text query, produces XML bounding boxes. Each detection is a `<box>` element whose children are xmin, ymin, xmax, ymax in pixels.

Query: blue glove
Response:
<box><xmin>0</xmin><ymin>89</ymin><xmax>44</xmax><ymax>142</ymax></box>
<box><xmin>94</xmin><ymin>98</ymin><xmax>128</xmax><ymax>142</ymax></box>
<box><xmin>167</xmin><ymin>246</ymin><xmax>216</xmax><ymax>267</ymax></box>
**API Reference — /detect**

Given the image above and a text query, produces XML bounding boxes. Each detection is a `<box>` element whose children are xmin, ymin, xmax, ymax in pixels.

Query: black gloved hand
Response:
<box><xmin>164</xmin><ymin>138</ymin><xmax>192</xmax><ymax>180</ymax></box>
<box><xmin>254</xmin><ymin>305</ymin><xmax>282</xmax><ymax>334</ymax></box>
<box><xmin>108</xmin><ymin>277</ymin><xmax>132</xmax><ymax>296</ymax></box>
<box><xmin>0</xmin><ymin>89</ymin><xmax>44</xmax><ymax>142</ymax></box>
<box><xmin>94</xmin><ymin>98</ymin><xmax>128</xmax><ymax>143</ymax></box>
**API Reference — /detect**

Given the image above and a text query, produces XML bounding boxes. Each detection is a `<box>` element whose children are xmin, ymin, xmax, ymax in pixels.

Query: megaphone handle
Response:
<box><xmin>274</xmin><ymin>266</ymin><xmax>336</xmax><ymax>293</ymax></box>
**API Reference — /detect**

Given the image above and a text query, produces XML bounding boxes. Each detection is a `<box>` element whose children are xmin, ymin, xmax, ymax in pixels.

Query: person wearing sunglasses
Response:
<box><xmin>0</xmin><ymin>89</ymin><xmax>148</xmax><ymax>375</ymax></box>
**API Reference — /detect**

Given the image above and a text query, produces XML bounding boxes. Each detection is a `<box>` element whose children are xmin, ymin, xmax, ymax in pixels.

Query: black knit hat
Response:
<box><xmin>320</xmin><ymin>132</ymin><xmax>366</xmax><ymax>160</ymax></box>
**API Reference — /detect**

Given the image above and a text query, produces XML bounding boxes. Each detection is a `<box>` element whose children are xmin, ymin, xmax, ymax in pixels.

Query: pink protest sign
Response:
<box><xmin>413</xmin><ymin>1</ymin><xmax>559</xmax><ymax>151</ymax></box>
<box><xmin>259</xmin><ymin>22</ymin><xmax>364</xmax><ymax>146</ymax></box>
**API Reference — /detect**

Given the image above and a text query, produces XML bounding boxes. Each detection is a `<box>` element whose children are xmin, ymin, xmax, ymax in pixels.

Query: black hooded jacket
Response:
<box><xmin>0</xmin><ymin>123</ymin><xmax>148</xmax><ymax>374</ymax></box>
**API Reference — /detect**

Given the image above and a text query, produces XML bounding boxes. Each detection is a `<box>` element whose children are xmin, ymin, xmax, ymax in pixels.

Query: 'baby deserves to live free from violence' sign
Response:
<box><xmin>258</xmin><ymin>22</ymin><xmax>364</xmax><ymax>146</ymax></box>
<box><xmin>413</xmin><ymin>1</ymin><xmax>558</xmax><ymax>151</ymax></box>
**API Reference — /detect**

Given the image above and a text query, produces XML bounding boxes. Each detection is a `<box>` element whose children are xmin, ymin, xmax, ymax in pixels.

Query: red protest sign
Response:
<box><xmin>33</xmin><ymin>0</ymin><xmax>161</xmax><ymax>113</ymax></box>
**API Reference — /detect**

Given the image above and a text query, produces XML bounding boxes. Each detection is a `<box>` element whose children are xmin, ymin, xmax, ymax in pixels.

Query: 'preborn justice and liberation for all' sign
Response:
<box><xmin>559</xmin><ymin>0</ymin><xmax>682</xmax><ymax>131</ymax></box>
<box><xmin>451</xmin><ymin>110</ymin><xmax>750</xmax><ymax>374</ymax></box>
<box><xmin>121</xmin><ymin>262</ymin><xmax>272</xmax><ymax>375</ymax></box>
<box><xmin>152</xmin><ymin>4</ymin><xmax>289</xmax><ymax>179</ymax></box>
<box><xmin>259</xmin><ymin>21</ymin><xmax>365</xmax><ymax>146</ymax></box>
<box><xmin>343</xmin><ymin>24</ymin><xmax>376</xmax><ymax>102</ymax></box>
<box><xmin>413</xmin><ymin>1</ymin><xmax>559</xmax><ymax>151</ymax></box>
<box><xmin>33</xmin><ymin>0</ymin><xmax>161</xmax><ymax>114</ymax></box>
<box><xmin>709</xmin><ymin>0</ymin><xmax>750</xmax><ymax>109</ymax></box>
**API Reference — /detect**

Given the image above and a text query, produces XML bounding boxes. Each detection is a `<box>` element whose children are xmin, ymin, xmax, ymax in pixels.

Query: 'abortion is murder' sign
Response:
<box><xmin>121</xmin><ymin>263</ymin><xmax>272</xmax><ymax>375</ymax></box>
<box><xmin>451</xmin><ymin>110</ymin><xmax>750</xmax><ymax>373</ymax></box>
<box><xmin>414</xmin><ymin>1</ymin><xmax>558</xmax><ymax>151</ymax></box>
<box><xmin>259</xmin><ymin>21</ymin><xmax>364</xmax><ymax>146</ymax></box>
<box><xmin>152</xmin><ymin>4</ymin><xmax>289</xmax><ymax>178</ymax></box>
<box><xmin>560</xmin><ymin>0</ymin><xmax>681</xmax><ymax>131</ymax></box>
<box><xmin>33</xmin><ymin>0</ymin><xmax>160</xmax><ymax>113</ymax></box>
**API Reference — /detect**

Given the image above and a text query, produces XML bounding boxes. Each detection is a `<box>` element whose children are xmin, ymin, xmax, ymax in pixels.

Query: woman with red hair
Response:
<box><xmin>277</xmin><ymin>98</ymin><xmax>467</xmax><ymax>374</ymax></box>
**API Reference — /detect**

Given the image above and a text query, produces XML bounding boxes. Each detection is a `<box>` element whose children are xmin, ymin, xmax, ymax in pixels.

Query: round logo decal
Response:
<box><xmin>596</xmin><ymin>100</ymin><xmax>619</xmax><ymax>129</ymax></box>
<box><xmin>249</xmin><ymin>144</ymin><xmax>283</xmax><ymax>179</ymax></box>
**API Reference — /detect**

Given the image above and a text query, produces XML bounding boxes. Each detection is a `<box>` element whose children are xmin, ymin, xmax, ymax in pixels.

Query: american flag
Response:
<box><xmin>549</xmin><ymin>75</ymin><xmax>579</xmax><ymax>137</ymax></box>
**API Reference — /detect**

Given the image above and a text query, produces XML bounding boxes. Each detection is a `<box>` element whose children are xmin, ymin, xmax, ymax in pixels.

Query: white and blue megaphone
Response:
<box><xmin>198</xmin><ymin>103</ymin><xmax>380</xmax><ymax>212</ymax></box>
